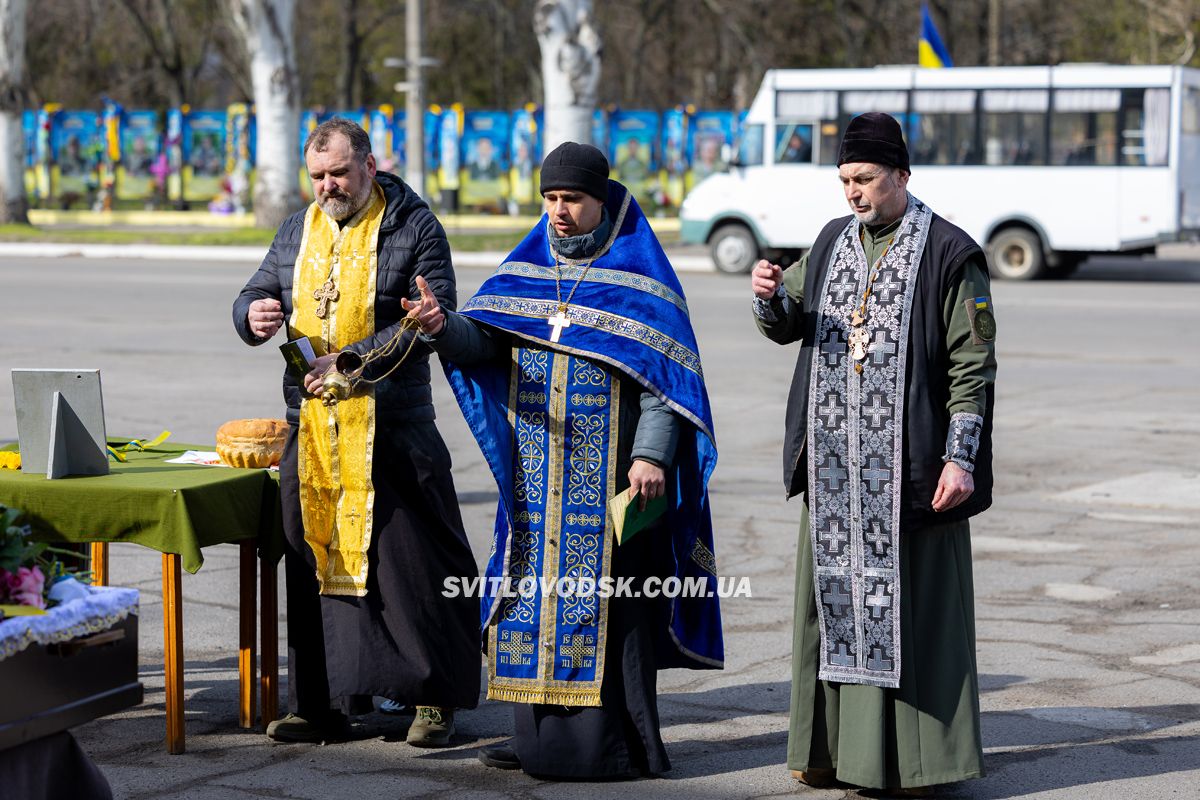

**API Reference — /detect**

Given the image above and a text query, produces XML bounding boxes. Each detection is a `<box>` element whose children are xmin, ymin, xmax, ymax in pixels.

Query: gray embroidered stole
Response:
<box><xmin>806</xmin><ymin>197</ymin><xmax>932</xmax><ymax>688</ymax></box>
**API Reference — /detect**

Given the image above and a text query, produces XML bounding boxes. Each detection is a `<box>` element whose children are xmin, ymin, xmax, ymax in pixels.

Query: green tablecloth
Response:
<box><xmin>0</xmin><ymin>442</ymin><xmax>283</xmax><ymax>573</ymax></box>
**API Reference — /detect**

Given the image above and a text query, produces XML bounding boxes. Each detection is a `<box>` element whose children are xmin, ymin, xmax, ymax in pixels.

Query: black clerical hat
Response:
<box><xmin>837</xmin><ymin>112</ymin><xmax>910</xmax><ymax>172</ymax></box>
<box><xmin>540</xmin><ymin>142</ymin><xmax>610</xmax><ymax>201</ymax></box>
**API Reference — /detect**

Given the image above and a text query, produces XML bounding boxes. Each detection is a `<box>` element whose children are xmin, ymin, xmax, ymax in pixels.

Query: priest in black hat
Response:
<box><xmin>750</xmin><ymin>112</ymin><xmax>997</xmax><ymax>796</ymax></box>
<box><xmin>403</xmin><ymin>141</ymin><xmax>724</xmax><ymax>779</ymax></box>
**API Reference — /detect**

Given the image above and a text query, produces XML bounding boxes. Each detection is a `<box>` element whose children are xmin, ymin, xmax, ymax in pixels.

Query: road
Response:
<box><xmin>2</xmin><ymin>250</ymin><xmax>1198</xmax><ymax>799</ymax></box>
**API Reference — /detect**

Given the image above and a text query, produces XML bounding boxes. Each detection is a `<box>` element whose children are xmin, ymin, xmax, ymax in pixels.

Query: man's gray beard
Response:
<box><xmin>318</xmin><ymin>180</ymin><xmax>373</xmax><ymax>221</ymax></box>
<box><xmin>853</xmin><ymin>206</ymin><xmax>883</xmax><ymax>225</ymax></box>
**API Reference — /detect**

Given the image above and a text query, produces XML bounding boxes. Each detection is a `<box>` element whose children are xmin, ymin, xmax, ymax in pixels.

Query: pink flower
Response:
<box><xmin>7</xmin><ymin>565</ymin><xmax>46</xmax><ymax>609</ymax></box>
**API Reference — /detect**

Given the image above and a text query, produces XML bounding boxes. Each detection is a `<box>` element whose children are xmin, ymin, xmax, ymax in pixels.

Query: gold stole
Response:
<box><xmin>290</xmin><ymin>185</ymin><xmax>385</xmax><ymax>596</ymax></box>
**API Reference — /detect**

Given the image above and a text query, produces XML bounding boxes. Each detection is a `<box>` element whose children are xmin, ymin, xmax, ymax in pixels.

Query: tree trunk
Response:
<box><xmin>228</xmin><ymin>0</ymin><xmax>301</xmax><ymax>229</ymax></box>
<box><xmin>336</xmin><ymin>0</ymin><xmax>359</xmax><ymax>108</ymax></box>
<box><xmin>0</xmin><ymin>0</ymin><xmax>29</xmax><ymax>224</ymax></box>
<box><xmin>535</xmin><ymin>0</ymin><xmax>601</xmax><ymax>153</ymax></box>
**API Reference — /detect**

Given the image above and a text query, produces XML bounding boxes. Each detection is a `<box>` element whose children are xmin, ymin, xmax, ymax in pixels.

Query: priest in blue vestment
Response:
<box><xmin>402</xmin><ymin>142</ymin><xmax>723</xmax><ymax>778</ymax></box>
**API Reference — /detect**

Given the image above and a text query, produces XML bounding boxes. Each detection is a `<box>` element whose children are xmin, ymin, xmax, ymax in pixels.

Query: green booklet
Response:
<box><xmin>608</xmin><ymin>487</ymin><xmax>668</xmax><ymax>545</ymax></box>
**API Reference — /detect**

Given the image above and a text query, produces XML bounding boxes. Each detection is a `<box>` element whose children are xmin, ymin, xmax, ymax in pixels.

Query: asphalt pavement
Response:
<box><xmin>1</xmin><ymin>248</ymin><xmax>1198</xmax><ymax>799</ymax></box>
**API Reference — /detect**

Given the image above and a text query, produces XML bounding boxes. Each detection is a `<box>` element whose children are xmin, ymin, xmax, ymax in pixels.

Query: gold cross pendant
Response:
<box><xmin>314</xmin><ymin>279</ymin><xmax>339</xmax><ymax>319</ymax></box>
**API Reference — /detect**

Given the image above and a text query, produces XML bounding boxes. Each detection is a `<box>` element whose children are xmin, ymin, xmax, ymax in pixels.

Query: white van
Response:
<box><xmin>679</xmin><ymin>64</ymin><xmax>1200</xmax><ymax>279</ymax></box>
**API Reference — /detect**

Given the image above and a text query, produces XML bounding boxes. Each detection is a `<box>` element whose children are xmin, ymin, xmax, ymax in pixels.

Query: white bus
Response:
<box><xmin>679</xmin><ymin>64</ymin><xmax>1200</xmax><ymax>279</ymax></box>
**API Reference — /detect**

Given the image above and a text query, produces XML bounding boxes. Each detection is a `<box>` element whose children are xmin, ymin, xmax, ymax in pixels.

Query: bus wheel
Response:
<box><xmin>988</xmin><ymin>228</ymin><xmax>1046</xmax><ymax>280</ymax></box>
<box><xmin>710</xmin><ymin>223</ymin><xmax>759</xmax><ymax>274</ymax></box>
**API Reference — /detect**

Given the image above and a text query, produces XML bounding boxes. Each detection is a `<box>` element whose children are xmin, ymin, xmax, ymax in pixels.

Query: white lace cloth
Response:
<box><xmin>0</xmin><ymin>586</ymin><xmax>139</xmax><ymax>662</ymax></box>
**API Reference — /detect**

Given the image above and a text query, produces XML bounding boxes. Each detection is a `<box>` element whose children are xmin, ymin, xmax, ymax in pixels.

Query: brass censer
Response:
<box><xmin>319</xmin><ymin>317</ymin><xmax>422</xmax><ymax>406</ymax></box>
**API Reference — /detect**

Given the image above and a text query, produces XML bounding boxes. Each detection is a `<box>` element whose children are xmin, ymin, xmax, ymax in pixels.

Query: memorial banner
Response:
<box><xmin>460</xmin><ymin>110</ymin><xmax>509</xmax><ymax>208</ymax></box>
<box><xmin>23</xmin><ymin>110</ymin><xmax>40</xmax><ymax>200</ymax></box>
<box><xmin>508</xmin><ymin>105</ymin><xmax>541</xmax><ymax>208</ymax></box>
<box><xmin>50</xmin><ymin>110</ymin><xmax>103</xmax><ymax>201</ymax></box>
<box><xmin>369</xmin><ymin>105</ymin><xmax>397</xmax><ymax>174</ymax></box>
<box><xmin>661</xmin><ymin>107</ymin><xmax>688</xmax><ymax>208</ymax></box>
<box><xmin>687</xmin><ymin>110</ymin><xmax>734</xmax><ymax>191</ymax></box>
<box><xmin>438</xmin><ymin>104</ymin><xmax>462</xmax><ymax>194</ymax></box>
<box><xmin>116</xmin><ymin>110</ymin><xmax>162</xmax><ymax>201</ymax></box>
<box><xmin>608</xmin><ymin>110</ymin><xmax>659</xmax><ymax>207</ymax></box>
<box><xmin>392</xmin><ymin>107</ymin><xmax>442</xmax><ymax>198</ymax></box>
<box><xmin>182</xmin><ymin>110</ymin><xmax>227</xmax><ymax>202</ymax></box>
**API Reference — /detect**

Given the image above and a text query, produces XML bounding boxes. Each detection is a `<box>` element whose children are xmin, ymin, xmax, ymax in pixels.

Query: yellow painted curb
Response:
<box><xmin>28</xmin><ymin>210</ymin><xmax>258</xmax><ymax>228</ymax></box>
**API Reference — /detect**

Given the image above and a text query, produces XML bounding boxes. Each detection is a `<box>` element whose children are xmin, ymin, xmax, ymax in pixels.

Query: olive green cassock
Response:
<box><xmin>760</xmin><ymin>220</ymin><xmax>995</xmax><ymax>789</ymax></box>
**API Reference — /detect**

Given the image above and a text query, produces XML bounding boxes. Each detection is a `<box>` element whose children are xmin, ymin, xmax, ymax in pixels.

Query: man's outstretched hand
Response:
<box><xmin>401</xmin><ymin>275</ymin><xmax>445</xmax><ymax>335</ymax></box>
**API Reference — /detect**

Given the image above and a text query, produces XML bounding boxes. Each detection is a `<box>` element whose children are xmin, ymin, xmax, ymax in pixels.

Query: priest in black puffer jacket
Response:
<box><xmin>233</xmin><ymin>118</ymin><xmax>479</xmax><ymax>748</ymax></box>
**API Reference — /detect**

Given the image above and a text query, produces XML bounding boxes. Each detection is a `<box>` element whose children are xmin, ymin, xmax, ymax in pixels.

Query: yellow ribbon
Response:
<box><xmin>107</xmin><ymin>430</ymin><xmax>172</xmax><ymax>462</ymax></box>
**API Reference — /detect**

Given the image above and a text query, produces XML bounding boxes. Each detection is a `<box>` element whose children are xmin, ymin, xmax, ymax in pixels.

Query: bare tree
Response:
<box><xmin>0</xmin><ymin>0</ymin><xmax>28</xmax><ymax>224</ymax></box>
<box><xmin>535</xmin><ymin>0</ymin><xmax>601</xmax><ymax>152</ymax></box>
<box><xmin>1140</xmin><ymin>0</ymin><xmax>1200</xmax><ymax>65</ymax></box>
<box><xmin>228</xmin><ymin>0</ymin><xmax>301</xmax><ymax>228</ymax></box>
<box><xmin>334</xmin><ymin>0</ymin><xmax>403</xmax><ymax>108</ymax></box>
<box><xmin>115</xmin><ymin>0</ymin><xmax>221</xmax><ymax>106</ymax></box>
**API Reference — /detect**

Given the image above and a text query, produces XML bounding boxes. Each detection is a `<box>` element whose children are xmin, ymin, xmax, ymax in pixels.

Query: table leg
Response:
<box><xmin>162</xmin><ymin>553</ymin><xmax>185</xmax><ymax>754</ymax></box>
<box><xmin>238</xmin><ymin>540</ymin><xmax>257</xmax><ymax>729</ymax></box>
<box><xmin>89</xmin><ymin>542</ymin><xmax>109</xmax><ymax>586</ymax></box>
<box><xmin>260</xmin><ymin>559</ymin><xmax>279</xmax><ymax>726</ymax></box>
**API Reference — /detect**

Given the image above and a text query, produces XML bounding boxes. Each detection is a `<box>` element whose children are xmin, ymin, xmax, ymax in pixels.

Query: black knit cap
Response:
<box><xmin>539</xmin><ymin>142</ymin><xmax>610</xmax><ymax>200</ymax></box>
<box><xmin>837</xmin><ymin>112</ymin><xmax>910</xmax><ymax>172</ymax></box>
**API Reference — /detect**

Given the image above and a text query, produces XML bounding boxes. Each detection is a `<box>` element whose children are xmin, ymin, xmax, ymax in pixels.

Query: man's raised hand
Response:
<box><xmin>402</xmin><ymin>275</ymin><xmax>445</xmax><ymax>335</ymax></box>
<box><xmin>248</xmin><ymin>298</ymin><xmax>284</xmax><ymax>340</ymax></box>
<box><xmin>751</xmin><ymin>259</ymin><xmax>784</xmax><ymax>300</ymax></box>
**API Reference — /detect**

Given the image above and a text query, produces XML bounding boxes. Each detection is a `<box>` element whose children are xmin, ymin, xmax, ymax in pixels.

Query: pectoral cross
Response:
<box><xmin>548</xmin><ymin>306</ymin><xmax>572</xmax><ymax>343</ymax></box>
<box><xmin>314</xmin><ymin>279</ymin><xmax>339</xmax><ymax>319</ymax></box>
<box><xmin>848</xmin><ymin>326</ymin><xmax>870</xmax><ymax>361</ymax></box>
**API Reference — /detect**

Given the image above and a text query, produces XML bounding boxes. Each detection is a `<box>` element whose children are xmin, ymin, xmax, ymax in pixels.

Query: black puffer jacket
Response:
<box><xmin>233</xmin><ymin>172</ymin><xmax>456</xmax><ymax>424</ymax></box>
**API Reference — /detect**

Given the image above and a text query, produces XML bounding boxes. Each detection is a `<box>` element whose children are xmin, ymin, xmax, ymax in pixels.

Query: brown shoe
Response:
<box><xmin>791</xmin><ymin>767</ymin><xmax>836</xmax><ymax>787</ymax></box>
<box><xmin>406</xmin><ymin>705</ymin><xmax>455</xmax><ymax>747</ymax></box>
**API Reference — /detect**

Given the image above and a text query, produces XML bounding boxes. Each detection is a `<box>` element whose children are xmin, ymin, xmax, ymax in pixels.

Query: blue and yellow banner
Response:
<box><xmin>460</xmin><ymin>110</ymin><xmax>510</xmax><ymax>208</ymax></box>
<box><xmin>919</xmin><ymin>4</ymin><xmax>953</xmax><ymax>68</ymax></box>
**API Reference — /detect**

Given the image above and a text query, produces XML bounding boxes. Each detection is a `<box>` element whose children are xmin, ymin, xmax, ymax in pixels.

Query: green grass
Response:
<box><xmin>0</xmin><ymin>224</ymin><xmax>276</xmax><ymax>246</ymax></box>
<box><xmin>0</xmin><ymin>224</ymin><xmax>681</xmax><ymax>251</ymax></box>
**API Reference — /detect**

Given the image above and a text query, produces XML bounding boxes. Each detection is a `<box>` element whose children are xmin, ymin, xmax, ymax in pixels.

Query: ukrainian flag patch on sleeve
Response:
<box><xmin>964</xmin><ymin>296</ymin><xmax>996</xmax><ymax>344</ymax></box>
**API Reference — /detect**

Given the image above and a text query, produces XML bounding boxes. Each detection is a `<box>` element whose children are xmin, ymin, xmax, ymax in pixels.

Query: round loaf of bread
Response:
<box><xmin>215</xmin><ymin>418</ymin><xmax>288</xmax><ymax>469</ymax></box>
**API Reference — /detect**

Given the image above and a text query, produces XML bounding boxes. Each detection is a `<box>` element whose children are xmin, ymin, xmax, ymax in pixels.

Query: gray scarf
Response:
<box><xmin>550</xmin><ymin>208</ymin><xmax>611</xmax><ymax>260</ymax></box>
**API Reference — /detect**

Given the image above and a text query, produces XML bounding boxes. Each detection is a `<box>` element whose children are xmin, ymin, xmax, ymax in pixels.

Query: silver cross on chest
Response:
<box><xmin>548</xmin><ymin>306</ymin><xmax>572</xmax><ymax>343</ymax></box>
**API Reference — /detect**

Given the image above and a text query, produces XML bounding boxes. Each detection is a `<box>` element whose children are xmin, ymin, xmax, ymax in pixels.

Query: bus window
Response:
<box><xmin>911</xmin><ymin>90</ymin><xmax>978</xmax><ymax>165</ymax></box>
<box><xmin>819</xmin><ymin>122</ymin><xmax>840</xmax><ymax>165</ymax></box>
<box><xmin>1122</xmin><ymin>88</ymin><xmax>1170</xmax><ymax>167</ymax></box>
<box><xmin>1051</xmin><ymin>89</ymin><xmax>1120</xmax><ymax>166</ymax></box>
<box><xmin>777</xmin><ymin>91</ymin><xmax>837</xmax><ymax>118</ymax></box>
<box><xmin>839</xmin><ymin>91</ymin><xmax>912</xmax><ymax>166</ymax></box>
<box><xmin>734</xmin><ymin>124</ymin><xmax>764</xmax><ymax>166</ymax></box>
<box><xmin>775</xmin><ymin>124</ymin><xmax>814</xmax><ymax>163</ymax></box>
<box><xmin>1183</xmin><ymin>87</ymin><xmax>1200</xmax><ymax>134</ymax></box>
<box><xmin>982</xmin><ymin>89</ymin><xmax>1048</xmax><ymax>165</ymax></box>
<box><xmin>842</xmin><ymin>91</ymin><xmax>907</xmax><ymax>115</ymax></box>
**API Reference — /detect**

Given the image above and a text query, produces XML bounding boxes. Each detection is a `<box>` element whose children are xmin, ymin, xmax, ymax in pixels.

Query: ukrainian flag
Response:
<box><xmin>919</xmin><ymin>4</ymin><xmax>953</xmax><ymax>68</ymax></box>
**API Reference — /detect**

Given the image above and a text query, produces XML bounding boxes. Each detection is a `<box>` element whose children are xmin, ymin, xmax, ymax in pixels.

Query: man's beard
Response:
<box><xmin>318</xmin><ymin>179</ymin><xmax>373</xmax><ymax>221</ymax></box>
<box><xmin>852</xmin><ymin>205</ymin><xmax>883</xmax><ymax>225</ymax></box>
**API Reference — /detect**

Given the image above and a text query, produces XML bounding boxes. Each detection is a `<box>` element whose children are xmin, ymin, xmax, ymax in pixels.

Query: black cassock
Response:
<box><xmin>279</xmin><ymin>421</ymin><xmax>480</xmax><ymax>718</ymax></box>
<box><xmin>512</xmin><ymin>514</ymin><xmax>674</xmax><ymax>779</ymax></box>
